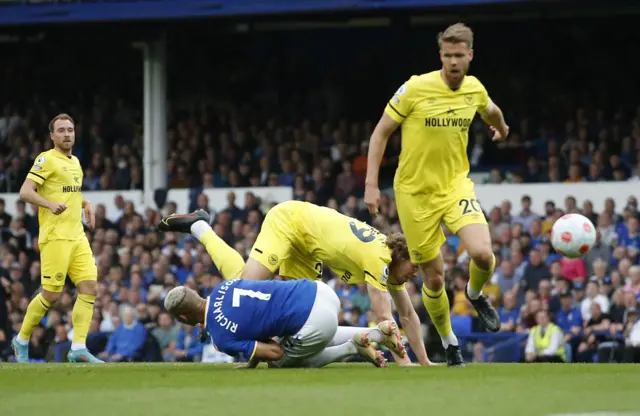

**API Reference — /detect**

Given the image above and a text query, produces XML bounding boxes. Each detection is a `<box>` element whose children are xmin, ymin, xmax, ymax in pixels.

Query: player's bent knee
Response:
<box><xmin>470</xmin><ymin>248</ymin><xmax>494</xmax><ymax>270</ymax></box>
<box><xmin>418</xmin><ymin>255</ymin><xmax>445</xmax><ymax>291</ymax></box>
<box><xmin>76</xmin><ymin>280</ymin><xmax>98</xmax><ymax>296</ymax></box>
<box><xmin>241</xmin><ymin>258</ymin><xmax>273</xmax><ymax>280</ymax></box>
<box><xmin>40</xmin><ymin>287</ymin><xmax>62</xmax><ymax>304</ymax></box>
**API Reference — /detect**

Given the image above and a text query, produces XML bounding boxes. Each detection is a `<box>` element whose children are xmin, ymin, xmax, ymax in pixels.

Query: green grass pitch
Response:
<box><xmin>0</xmin><ymin>363</ymin><xmax>638</xmax><ymax>416</ymax></box>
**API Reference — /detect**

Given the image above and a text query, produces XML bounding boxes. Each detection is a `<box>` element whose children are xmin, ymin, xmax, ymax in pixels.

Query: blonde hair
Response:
<box><xmin>49</xmin><ymin>113</ymin><xmax>74</xmax><ymax>133</ymax></box>
<box><xmin>437</xmin><ymin>23</ymin><xmax>474</xmax><ymax>48</ymax></box>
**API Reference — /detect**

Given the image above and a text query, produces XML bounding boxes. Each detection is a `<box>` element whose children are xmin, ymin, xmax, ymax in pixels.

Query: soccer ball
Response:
<box><xmin>551</xmin><ymin>214</ymin><xmax>596</xmax><ymax>258</ymax></box>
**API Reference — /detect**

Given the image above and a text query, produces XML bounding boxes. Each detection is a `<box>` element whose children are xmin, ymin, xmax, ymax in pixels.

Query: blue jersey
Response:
<box><xmin>205</xmin><ymin>279</ymin><xmax>317</xmax><ymax>359</ymax></box>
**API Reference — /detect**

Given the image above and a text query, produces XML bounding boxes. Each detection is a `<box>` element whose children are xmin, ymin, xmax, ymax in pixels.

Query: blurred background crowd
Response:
<box><xmin>1</xmin><ymin>10</ymin><xmax>640</xmax><ymax>364</ymax></box>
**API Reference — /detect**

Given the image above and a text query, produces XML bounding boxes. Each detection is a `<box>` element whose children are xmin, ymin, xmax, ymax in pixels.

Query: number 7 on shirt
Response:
<box><xmin>232</xmin><ymin>288</ymin><xmax>272</xmax><ymax>307</ymax></box>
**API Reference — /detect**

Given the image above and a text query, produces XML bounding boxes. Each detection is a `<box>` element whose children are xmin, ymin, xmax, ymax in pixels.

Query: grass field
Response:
<box><xmin>0</xmin><ymin>363</ymin><xmax>638</xmax><ymax>416</ymax></box>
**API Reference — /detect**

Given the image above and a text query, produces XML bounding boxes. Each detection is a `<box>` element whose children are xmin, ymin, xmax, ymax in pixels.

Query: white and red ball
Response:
<box><xmin>551</xmin><ymin>214</ymin><xmax>596</xmax><ymax>259</ymax></box>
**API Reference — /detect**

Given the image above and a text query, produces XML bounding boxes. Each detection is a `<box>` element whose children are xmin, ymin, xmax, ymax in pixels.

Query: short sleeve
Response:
<box><xmin>214</xmin><ymin>335</ymin><xmax>257</xmax><ymax>360</ymax></box>
<box><xmin>384</xmin><ymin>76</ymin><xmax>418</xmax><ymax>123</ymax></box>
<box><xmin>475</xmin><ymin>79</ymin><xmax>491</xmax><ymax>115</ymax></box>
<box><xmin>27</xmin><ymin>153</ymin><xmax>53</xmax><ymax>185</ymax></box>
<box><xmin>363</xmin><ymin>261</ymin><xmax>404</xmax><ymax>292</ymax></box>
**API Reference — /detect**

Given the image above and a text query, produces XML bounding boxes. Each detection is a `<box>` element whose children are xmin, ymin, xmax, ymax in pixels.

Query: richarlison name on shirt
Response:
<box><xmin>210</xmin><ymin>280</ymin><xmax>239</xmax><ymax>334</ymax></box>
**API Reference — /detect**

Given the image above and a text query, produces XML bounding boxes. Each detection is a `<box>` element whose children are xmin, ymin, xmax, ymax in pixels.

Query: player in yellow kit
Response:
<box><xmin>158</xmin><ymin>201</ymin><xmax>438</xmax><ymax>366</ymax></box>
<box><xmin>364</xmin><ymin>23</ymin><xmax>509</xmax><ymax>366</ymax></box>
<box><xmin>11</xmin><ymin>114</ymin><xmax>103</xmax><ymax>363</ymax></box>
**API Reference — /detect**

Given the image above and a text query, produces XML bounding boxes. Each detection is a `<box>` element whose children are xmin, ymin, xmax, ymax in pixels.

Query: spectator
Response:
<box><xmin>575</xmin><ymin>302</ymin><xmax>612</xmax><ymax>363</ymax></box>
<box><xmin>99</xmin><ymin>306</ymin><xmax>146</xmax><ymax>362</ymax></box>
<box><xmin>622</xmin><ymin>308</ymin><xmax>640</xmax><ymax>363</ymax></box>
<box><xmin>525</xmin><ymin>310</ymin><xmax>566</xmax><ymax>363</ymax></box>
<box><xmin>151</xmin><ymin>312</ymin><xmax>178</xmax><ymax>362</ymax></box>
<box><xmin>555</xmin><ymin>290</ymin><xmax>583</xmax><ymax>354</ymax></box>
<box><xmin>174</xmin><ymin>325</ymin><xmax>203</xmax><ymax>362</ymax></box>
<box><xmin>350</xmin><ymin>284</ymin><xmax>371</xmax><ymax>315</ymax></box>
<box><xmin>498</xmin><ymin>291</ymin><xmax>519</xmax><ymax>332</ymax></box>
<box><xmin>581</xmin><ymin>281</ymin><xmax>610</xmax><ymax>321</ymax></box>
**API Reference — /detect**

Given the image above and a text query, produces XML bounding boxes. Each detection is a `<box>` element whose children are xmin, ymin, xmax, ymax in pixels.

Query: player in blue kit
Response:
<box><xmin>164</xmin><ymin>279</ymin><xmax>393</xmax><ymax>368</ymax></box>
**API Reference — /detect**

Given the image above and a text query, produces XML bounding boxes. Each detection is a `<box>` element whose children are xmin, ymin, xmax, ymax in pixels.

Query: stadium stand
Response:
<box><xmin>1</xmin><ymin>7</ymin><xmax>640</xmax><ymax>366</ymax></box>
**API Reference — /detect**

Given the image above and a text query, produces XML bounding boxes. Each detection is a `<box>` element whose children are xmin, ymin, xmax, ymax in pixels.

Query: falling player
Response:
<box><xmin>364</xmin><ymin>23</ymin><xmax>509</xmax><ymax>366</ymax></box>
<box><xmin>164</xmin><ymin>279</ymin><xmax>397</xmax><ymax>368</ymax></box>
<box><xmin>12</xmin><ymin>114</ymin><xmax>103</xmax><ymax>363</ymax></box>
<box><xmin>158</xmin><ymin>202</ymin><xmax>437</xmax><ymax>366</ymax></box>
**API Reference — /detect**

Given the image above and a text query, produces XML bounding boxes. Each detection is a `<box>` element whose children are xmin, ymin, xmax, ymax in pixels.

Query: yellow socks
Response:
<box><xmin>422</xmin><ymin>285</ymin><xmax>457</xmax><ymax>347</ymax></box>
<box><xmin>468</xmin><ymin>253</ymin><xmax>496</xmax><ymax>299</ymax></box>
<box><xmin>17</xmin><ymin>293</ymin><xmax>52</xmax><ymax>342</ymax></box>
<box><xmin>72</xmin><ymin>294</ymin><xmax>95</xmax><ymax>345</ymax></box>
<box><xmin>200</xmin><ymin>229</ymin><xmax>245</xmax><ymax>280</ymax></box>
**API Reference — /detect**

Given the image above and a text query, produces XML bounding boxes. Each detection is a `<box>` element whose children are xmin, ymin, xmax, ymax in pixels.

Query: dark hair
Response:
<box><xmin>386</xmin><ymin>233</ymin><xmax>409</xmax><ymax>262</ymax></box>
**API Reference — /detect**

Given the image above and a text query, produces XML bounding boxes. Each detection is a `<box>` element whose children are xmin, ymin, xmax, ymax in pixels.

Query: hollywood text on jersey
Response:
<box><xmin>424</xmin><ymin>117</ymin><xmax>473</xmax><ymax>129</ymax></box>
<box><xmin>62</xmin><ymin>185</ymin><xmax>82</xmax><ymax>193</ymax></box>
<box><xmin>211</xmin><ymin>280</ymin><xmax>239</xmax><ymax>333</ymax></box>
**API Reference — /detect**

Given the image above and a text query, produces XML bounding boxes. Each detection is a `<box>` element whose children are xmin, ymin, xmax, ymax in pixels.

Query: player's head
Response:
<box><xmin>164</xmin><ymin>286</ymin><xmax>207</xmax><ymax>325</ymax></box>
<box><xmin>49</xmin><ymin>113</ymin><xmax>75</xmax><ymax>152</ymax></box>
<box><xmin>386</xmin><ymin>233</ymin><xmax>417</xmax><ymax>284</ymax></box>
<box><xmin>437</xmin><ymin>23</ymin><xmax>474</xmax><ymax>84</ymax></box>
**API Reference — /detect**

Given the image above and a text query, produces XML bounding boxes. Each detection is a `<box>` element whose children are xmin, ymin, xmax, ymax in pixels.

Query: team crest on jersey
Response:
<box><xmin>268</xmin><ymin>254</ymin><xmax>278</xmax><ymax>266</ymax></box>
<box><xmin>380</xmin><ymin>266</ymin><xmax>389</xmax><ymax>283</ymax></box>
<box><xmin>32</xmin><ymin>155</ymin><xmax>45</xmax><ymax>171</ymax></box>
<box><xmin>465</xmin><ymin>94</ymin><xmax>473</xmax><ymax>105</ymax></box>
<box><xmin>392</xmin><ymin>83</ymin><xmax>407</xmax><ymax>105</ymax></box>
<box><xmin>55</xmin><ymin>272</ymin><xmax>64</xmax><ymax>282</ymax></box>
<box><xmin>412</xmin><ymin>251</ymin><xmax>424</xmax><ymax>261</ymax></box>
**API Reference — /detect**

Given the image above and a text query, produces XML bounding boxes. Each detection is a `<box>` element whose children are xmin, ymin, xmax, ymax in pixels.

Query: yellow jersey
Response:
<box><xmin>299</xmin><ymin>203</ymin><xmax>405</xmax><ymax>292</ymax></box>
<box><xmin>385</xmin><ymin>70</ymin><xmax>491</xmax><ymax>195</ymax></box>
<box><xmin>27</xmin><ymin>149</ymin><xmax>85</xmax><ymax>243</ymax></box>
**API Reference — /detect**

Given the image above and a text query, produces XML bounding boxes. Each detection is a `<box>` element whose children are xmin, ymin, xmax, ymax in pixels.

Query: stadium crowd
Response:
<box><xmin>1</xmin><ymin>19</ymin><xmax>640</xmax><ymax>364</ymax></box>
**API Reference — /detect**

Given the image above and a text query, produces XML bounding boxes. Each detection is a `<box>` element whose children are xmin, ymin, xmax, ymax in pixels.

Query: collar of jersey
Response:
<box><xmin>203</xmin><ymin>296</ymin><xmax>210</xmax><ymax>331</ymax></box>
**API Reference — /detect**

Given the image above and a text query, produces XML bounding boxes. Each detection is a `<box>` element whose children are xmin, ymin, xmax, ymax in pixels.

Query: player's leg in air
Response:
<box><xmin>272</xmin><ymin>281</ymin><xmax>386</xmax><ymax>368</ymax></box>
<box><xmin>444</xmin><ymin>181</ymin><xmax>500</xmax><ymax>333</ymax></box>
<box><xmin>157</xmin><ymin>209</ymin><xmax>246</xmax><ymax>279</ymax></box>
<box><xmin>158</xmin><ymin>202</ymin><xmax>306</xmax><ymax>281</ymax></box>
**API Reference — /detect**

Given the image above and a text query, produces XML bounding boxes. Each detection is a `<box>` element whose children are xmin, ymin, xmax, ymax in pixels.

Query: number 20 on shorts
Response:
<box><xmin>459</xmin><ymin>198</ymin><xmax>482</xmax><ymax>215</ymax></box>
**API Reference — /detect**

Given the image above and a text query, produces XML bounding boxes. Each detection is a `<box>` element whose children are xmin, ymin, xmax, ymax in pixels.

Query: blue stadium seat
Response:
<box><xmin>451</xmin><ymin>315</ymin><xmax>472</xmax><ymax>337</ymax></box>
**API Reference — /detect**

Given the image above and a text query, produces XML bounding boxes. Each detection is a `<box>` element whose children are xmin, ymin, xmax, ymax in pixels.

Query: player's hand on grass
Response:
<box><xmin>48</xmin><ymin>201</ymin><xmax>67</xmax><ymax>215</ymax></box>
<box><xmin>490</xmin><ymin>124</ymin><xmax>509</xmax><ymax>142</ymax></box>
<box><xmin>364</xmin><ymin>184</ymin><xmax>381</xmax><ymax>217</ymax></box>
<box><xmin>398</xmin><ymin>361</ymin><xmax>421</xmax><ymax>367</ymax></box>
<box><xmin>84</xmin><ymin>202</ymin><xmax>96</xmax><ymax>229</ymax></box>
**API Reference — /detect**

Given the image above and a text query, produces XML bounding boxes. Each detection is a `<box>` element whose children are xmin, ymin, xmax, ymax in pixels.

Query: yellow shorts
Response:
<box><xmin>396</xmin><ymin>178</ymin><xmax>487</xmax><ymax>263</ymax></box>
<box><xmin>39</xmin><ymin>238</ymin><xmax>97</xmax><ymax>292</ymax></box>
<box><xmin>249</xmin><ymin>201</ymin><xmax>322</xmax><ymax>280</ymax></box>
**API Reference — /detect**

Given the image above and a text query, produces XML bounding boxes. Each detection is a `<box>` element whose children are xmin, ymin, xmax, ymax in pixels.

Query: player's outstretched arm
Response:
<box><xmin>389</xmin><ymin>288</ymin><xmax>438</xmax><ymax>366</ymax></box>
<box><xmin>253</xmin><ymin>341</ymin><xmax>285</xmax><ymax>361</ymax></box>
<box><xmin>19</xmin><ymin>178</ymin><xmax>66</xmax><ymax>215</ymax></box>
<box><xmin>367</xmin><ymin>283</ymin><xmax>413</xmax><ymax>366</ymax></box>
<box><xmin>364</xmin><ymin>113</ymin><xmax>400</xmax><ymax>216</ymax></box>
<box><xmin>478</xmin><ymin>99</ymin><xmax>509</xmax><ymax>142</ymax></box>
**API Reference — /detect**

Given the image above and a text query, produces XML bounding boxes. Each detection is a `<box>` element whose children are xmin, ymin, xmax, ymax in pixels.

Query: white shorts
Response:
<box><xmin>273</xmin><ymin>281</ymin><xmax>340</xmax><ymax>368</ymax></box>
